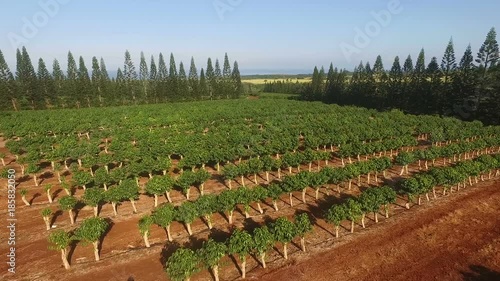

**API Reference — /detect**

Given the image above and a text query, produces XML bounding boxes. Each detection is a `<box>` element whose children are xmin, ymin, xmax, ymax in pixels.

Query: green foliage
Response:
<box><xmin>326</xmin><ymin>204</ymin><xmax>347</xmax><ymax>226</ymax></box>
<box><xmin>253</xmin><ymin>226</ymin><xmax>274</xmax><ymax>255</ymax></box>
<box><xmin>151</xmin><ymin>203</ymin><xmax>175</xmax><ymax>228</ymax></box>
<box><xmin>47</xmin><ymin>229</ymin><xmax>72</xmax><ymax>251</ymax></box>
<box><xmin>138</xmin><ymin>215</ymin><xmax>154</xmax><ymax>235</ymax></box>
<box><xmin>73</xmin><ymin>217</ymin><xmax>109</xmax><ymax>243</ymax></box>
<box><xmin>41</xmin><ymin>207</ymin><xmax>53</xmax><ymax>218</ymax></box>
<box><xmin>175</xmin><ymin>201</ymin><xmax>198</xmax><ymax>224</ymax></box>
<box><xmin>227</xmin><ymin>229</ymin><xmax>254</xmax><ymax>261</ymax></box>
<box><xmin>344</xmin><ymin>199</ymin><xmax>363</xmax><ymax>221</ymax></box>
<box><xmin>82</xmin><ymin>188</ymin><xmax>104</xmax><ymax>207</ymax></box>
<box><xmin>166</xmin><ymin>248</ymin><xmax>200</xmax><ymax>281</ymax></box>
<box><xmin>197</xmin><ymin>238</ymin><xmax>227</xmax><ymax>268</ymax></box>
<box><xmin>271</xmin><ymin>217</ymin><xmax>297</xmax><ymax>244</ymax></box>
<box><xmin>295</xmin><ymin>213</ymin><xmax>313</xmax><ymax>237</ymax></box>
<box><xmin>58</xmin><ymin>195</ymin><xmax>78</xmax><ymax>211</ymax></box>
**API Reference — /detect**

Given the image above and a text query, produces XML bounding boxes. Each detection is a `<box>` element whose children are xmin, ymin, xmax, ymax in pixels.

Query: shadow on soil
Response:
<box><xmin>461</xmin><ymin>265</ymin><xmax>500</xmax><ymax>281</ymax></box>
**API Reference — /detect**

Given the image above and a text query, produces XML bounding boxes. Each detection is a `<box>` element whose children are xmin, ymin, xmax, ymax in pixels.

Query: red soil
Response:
<box><xmin>0</xmin><ymin>144</ymin><xmax>499</xmax><ymax>281</ymax></box>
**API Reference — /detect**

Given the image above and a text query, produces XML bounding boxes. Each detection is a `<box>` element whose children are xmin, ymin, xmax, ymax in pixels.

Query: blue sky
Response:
<box><xmin>0</xmin><ymin>0</ymin><xmax>498</xmax><ymax>75</ymax></box>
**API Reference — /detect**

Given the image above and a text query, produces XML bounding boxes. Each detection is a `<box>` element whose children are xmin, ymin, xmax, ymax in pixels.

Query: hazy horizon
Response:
<box><xmin>1</xmin><ymin>0</ymin><xmax>499</xmax><ymax>75</ymax></box>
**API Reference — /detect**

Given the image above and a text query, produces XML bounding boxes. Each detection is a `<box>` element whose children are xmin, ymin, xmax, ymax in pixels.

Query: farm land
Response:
<box><xmin>1</xmin><ymin>98</ymin><xmax>500</xmax><ymax>281</ymax></box>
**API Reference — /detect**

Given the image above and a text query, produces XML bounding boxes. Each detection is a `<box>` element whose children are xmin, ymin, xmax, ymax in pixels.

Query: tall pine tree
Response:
<box><xmin>139</xmin><ymin>52</ymin><xmax>149</xmax><ymax>102</ymax></box>
<box><xmin>78</xmin><ymin>56</ymin><xmax>91</xmax><ymax>107</ymax></box>
<box><xmin>0</xmin><ymin>50</ymin><xmax>16</xmax><ymax>110</ymax></box>
<box><xmin>206</xmin><ymin>58</ymin><xmax>215</xmax><ymax>100</ymax></box>
<box><xmin>188</xmin><ymin>57</ymin><xmax>199</xmax><ymax>99</ymax></box>
<box><xmin>231</xmin><ymin>61</ymin><xmax>242</xmax><ymax>98</ymax></box>
<box><xmin>178</xmin><ymin>62</ymin><xmax>189</xmax><ymax>100</ymax></box>
<box><xmin>168</xmin><ymin>53</ymin><xmax>178</xmax><ymax>101</ymax></box>
<box><xmin>214</xmin><ymin>59</ymin><xmax>222</xmax><ymax>99</ymax></box>
<box><xmin>37</xmin><ymin>58</ymin><xmax>54</xmax><ymax>108</ymax></box>
<box><xmin>123</xmin><ymin>50</ymin><xmax>138</xmax><ymax>102</ymax></box>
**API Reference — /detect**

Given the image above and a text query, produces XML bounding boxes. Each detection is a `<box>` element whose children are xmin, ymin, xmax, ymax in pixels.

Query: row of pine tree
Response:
<box><xmin>299</xmin><ymin>27</ymin><xmax>499</xmax><ymax>125</ymax></box>
<box><xmin>0</xmin><ymin>49</ymin><xmax>243</xmax><ymax>110</ymax></box>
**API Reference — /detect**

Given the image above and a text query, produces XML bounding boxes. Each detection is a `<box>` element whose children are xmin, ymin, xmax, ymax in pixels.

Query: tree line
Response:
<box><xmin>0</xmin><ymin>48</ymin><xmax>243</xmax><ymax>110</ymax></box>
<box><xmin>298</xmin><ymin>27</ymin><xmax>499</xmax><ymax>125</ymax></box>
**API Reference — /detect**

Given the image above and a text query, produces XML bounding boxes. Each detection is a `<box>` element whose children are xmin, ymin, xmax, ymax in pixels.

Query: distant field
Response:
<box><xmin>242</xmin><ymin>77</ymin><xmax>312</xmax><ymax>84</ymax></box>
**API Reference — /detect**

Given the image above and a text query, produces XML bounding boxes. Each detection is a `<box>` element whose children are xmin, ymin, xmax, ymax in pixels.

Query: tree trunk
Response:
<box><xmin>166</xmin><ymin>225</ymin><xmax>172</xmax><ymax>242</ymax></box>
<box><xmin>315</xmin><ymin>188</ymin><xmax>320</xmax><ymax>200</ymax></box>
<box><xmin>300</xmin><ymin>237</ymin><xmax>306</xmax><ymax>252</ymax></box>
<box><xmin>361</xmin><ymin>214</ymin><xmax>366</xmax><ymax>228</ymax></box>
<box><xmin>205</xmin><ymin>215</ymin><xmax>213</xmax><ymax>229</ymax></box>
<box><xmin>335</xmin><ymin>225</ymin><xmax>340</xmax><ymax>238</ymax></box>
<box><xmin>260</xmin><ymin>253</ymin><xmax>267</xmax><ymax>268</ymax></box>
<box><xmin>33</xmin><ymin>175</ymin><xmax>38</xmax><ymax>186</ymax></box>
<box><xmin>273</xmin><ymin>200</ymin><xmax>278</xmax><ymax>211</ymax></box>
<box><xmin>350</xmin><ymin>220</ymin><xmax>355</xmax><ymax>233</ymax></box>
<box><xmin>257</xmin><ymin>203</ymin><xmax>263</xmax><ymax>214</ymax></box>
<box><xmin>385</xmin><ymin>204</ymin><xmax>389</xmax><ymax>218</ymax></box>
<box><xmin>93</xmin><ymin>241</ymin><xmax>100</xmax><ymax>261</ymax></box>
<box><xmin>216</xmin><ymin>162</ymin><xmax>220</xmax><ymax>172</ymax></box>
<box><xmin>21</xmin><ymin>195</ymin><xmax>30</xmax><ymax>206</ymax></box>
<box><xmin>112</xmin><ymin>202</ymin><xmax>118</xmax><ymax>216</ymax></box>
<box><xmin>93</xmin><ymin>206</ymin><xmax>99</xmax><ymax>217</ymax></box>
<box><xmin>399</xmin><ymin>166</ymin><xmax>405</xmax><ymax>175</ymax></box>
<box><xmin>433</xmin><ymin>187</ymin><xmax>437</xmax><ymax>199</ymax></box>
<box><xmin>143</xmin><ymin>232</ymin><xmax>150</xmax><ymax>248</ymax></box>
<box><xmin>46</xmin><ymin>190</ymin><xmax>53</xmax><ymax>203</ymax></box>
<box><xmin>241</xmin><ymin>257</ymin><xmax>247</xmax><ymax>279</ymax></box>
<box><xmin>241</xmin><ymin>175</ymin><xmax>245</xmax><ymax>187</ymax></box>
<box><xmin>212</xmin><ymin>265</ymin><xmax>220</xmax><ymax>281</ymax></box>
<box><xmin>228</xmin><ymin>180</ymin><xmax>232</xmax><ymax>189</ymax></box>
<box><xmin>425</xmin><ymin>193</ymin><xmax>430</xmax><ymax>201</ymax></box>
<box><xmin>374</xmin><ymin>212</ymin><xmax>378</xmax><ymax>223</ymax></box>
<box><xmin>302</xmin><ymin>188</ymin><xmax>307</xmax><ymax>203</ymax></box>
<box><xmin>131</xmin><ymin>199</ymin><xmax>137</xmax><ymax>213</ymax></box>
<box><xmin>348</xmin><ymin>180</ymin><xmax>352</xmax><ymax>190</ymax></box>
<box><xmin>165</xmin><ymin>191</ymin><xmax>172</xmax><ymax>202</ymax></box>
<box><xmin>68</xmin><ymin>210</ymin><xmax>75</xmax><ymax>224</ymax></box>
<box><xmin>288</xmin><ymin>167</ymin><xmax>292</xmax><ymax>174</ymax></box>
<box><xmin>289</xmin><ymin>193</ymin><xmax>293</xmax><ymax>206</ymax></box>
<box><xmin>61</xmin><ymin>249</ymin><xmax>70</xmax><ymax>269</ymax></box>
<box><xmin>308</xmin><ymin>162</ymin><xmax>312</xmax><ymax>172</ymax></box>
<box><xmin>228</xmin><ymin>210</ymin><xmax>234</xmax><ymax>224</ymax></box>
<box><xmin>43</xmin><ymin>217</ymin><xmax>51</xmax><ymax>230</ymax></box>
<box><xmin>418</xmin><ymin>196</ymin><xmax>422</xmax><ymax>205</ymax></box>
<box><xmin>186</xmin><ymin>188</ymin><xmax>191</xmax><ymax>200</ymax></box>
<box><xmin>154</xmin><ymin>194</ymin><xmax>158</xmax><ymax>207</ymax></box>
<box><xmin>283</xmin><ymin>243</ymin><xmax>288</xmax><ymax>259</ymax></box>
<box><xmin>265</xmin><ymin>171</ymin><xmax>270</xmax><ymax>183</ymax></box>
<box><xmin>254</xmin><ymin>173</ymin><xmax>258</xmax><ymax>185</ymax></box>
<box><xmin>278</xmin><ymin>168</ymin><xmax>282</xmax><ymax>179</ymax></box>
<box><xmin>186</xmin><ymin>222</ymin><xmax>192</xmax><ymax>235</ymax></box>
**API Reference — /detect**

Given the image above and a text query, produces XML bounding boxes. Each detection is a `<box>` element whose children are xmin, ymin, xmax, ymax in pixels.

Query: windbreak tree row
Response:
<box><xmin>0</xmin><ymin>48</ymin><xmax>243</xmax><ymax>110</ymax></box>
